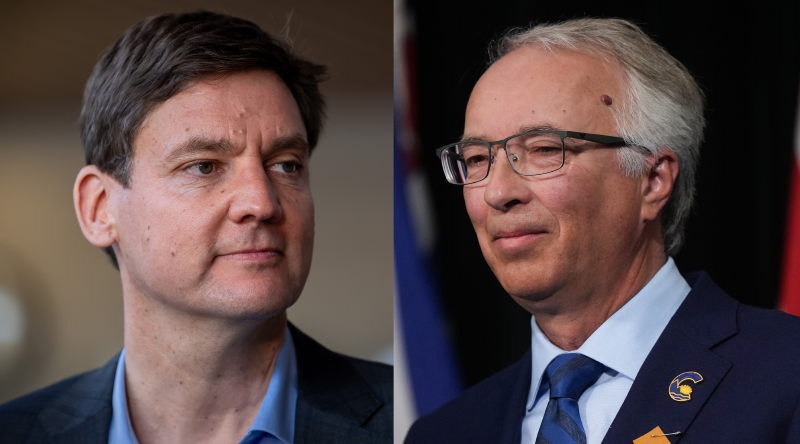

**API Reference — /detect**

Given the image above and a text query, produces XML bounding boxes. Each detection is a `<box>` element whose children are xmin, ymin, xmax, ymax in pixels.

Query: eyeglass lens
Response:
<box><xmin>440</xmin><ymin>132</ymin><xmax>565</xmax><ymax>185</ymax></box>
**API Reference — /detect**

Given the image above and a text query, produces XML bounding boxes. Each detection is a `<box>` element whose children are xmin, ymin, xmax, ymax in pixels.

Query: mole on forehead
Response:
<box><xmin>601</xmin><ymin>95</ymin><xmax>613</xmax><ymax>106</ymax></box>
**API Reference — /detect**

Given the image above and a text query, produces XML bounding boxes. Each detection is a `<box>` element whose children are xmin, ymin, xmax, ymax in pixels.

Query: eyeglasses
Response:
<box><xmin>435</xmin><ymin>130</ymin><xmax>626</xmax><ymax>185</ymax></box>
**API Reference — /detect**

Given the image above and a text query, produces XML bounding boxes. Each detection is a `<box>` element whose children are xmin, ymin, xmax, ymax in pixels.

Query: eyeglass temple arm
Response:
<box><xmin>565</xmin><ymin>131</ymin><xmax>626</xmax><ymax>146</ymax></box>
<box><xmin>435</xmin><ymin>132</ymin><xmax>626</xmax><ymax>159</ymax></box>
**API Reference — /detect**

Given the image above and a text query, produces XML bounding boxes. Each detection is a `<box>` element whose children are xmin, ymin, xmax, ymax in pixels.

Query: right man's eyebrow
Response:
<box><xmin>517</xmin><ymin>123</ymin><xmax>563</xmax><ymax>134</ymax></box>
<box><xmin>164</xmin><ymin>137</ymin><xmax>236</xmax><ymax>163</ymax></box>
<box><xmin>459</xmin><ymin>123</ymin><xmax>564</xmax><ymax>142</ymax></box>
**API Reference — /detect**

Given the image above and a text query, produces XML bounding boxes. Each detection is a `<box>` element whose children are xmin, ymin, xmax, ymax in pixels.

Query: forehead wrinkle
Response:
<box><xmin>460</xmin><ymin>122</ymin><xmax>564</xmax><ymax>142</ymax></box>
<box><xmin>164</xmin><ymin>136</ymin><xmax>236</xmax><ymax>163</ymax></box>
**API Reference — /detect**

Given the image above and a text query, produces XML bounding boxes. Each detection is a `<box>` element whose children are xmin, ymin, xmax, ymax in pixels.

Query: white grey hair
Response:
<box><xmin>492</xmin><ymin>18</ymin><xmax>704</xmax><ymax>255</ymax></box>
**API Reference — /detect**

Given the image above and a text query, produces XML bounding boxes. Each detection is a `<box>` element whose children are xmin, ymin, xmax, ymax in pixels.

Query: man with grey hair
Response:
<box><xmin>406</xmin><ymin>18</ymin><xmax>800</xmax><ymax>444</ymax></box>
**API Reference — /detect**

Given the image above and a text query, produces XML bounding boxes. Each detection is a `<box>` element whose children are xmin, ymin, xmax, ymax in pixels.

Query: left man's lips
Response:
<box><xmin>216</xmin><ymin>248</ymin><xmax>284</xmax><ymax>261</ymax></box>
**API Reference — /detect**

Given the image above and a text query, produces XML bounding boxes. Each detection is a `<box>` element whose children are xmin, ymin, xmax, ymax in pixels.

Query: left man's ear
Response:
<box><xmin>641</xmin><ymin>150</ymin><xmax>679</xmax><ymax>222</ymax></box>
<box><xmin>73</xmin><ymin>165</ymin><xmax>119</xmax><ymax>248</ymax></box>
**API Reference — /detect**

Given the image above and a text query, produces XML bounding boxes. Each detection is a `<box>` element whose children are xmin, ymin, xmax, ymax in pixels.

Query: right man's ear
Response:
<box><xmin>73</xmin><ymin>165</ymin><xmax>118</xmax><ymax>248</ymax></box>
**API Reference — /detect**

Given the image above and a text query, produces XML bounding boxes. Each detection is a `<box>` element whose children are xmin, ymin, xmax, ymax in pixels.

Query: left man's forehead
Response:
<box><xmin>138</xmin><ymin>71</ymin><xmax>307</xmax><ymax>157</ymax></box>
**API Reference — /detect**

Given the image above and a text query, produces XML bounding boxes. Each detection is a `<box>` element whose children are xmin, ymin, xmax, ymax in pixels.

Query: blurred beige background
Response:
<box><xmin>0</xmin><ymin>0</ymin><xmax>392</xmax><ymax>404</ymax></box>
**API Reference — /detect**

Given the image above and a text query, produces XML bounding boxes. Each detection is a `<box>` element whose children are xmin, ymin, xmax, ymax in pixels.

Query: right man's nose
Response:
<box><xmin>482</xmin><ymin>147</ymin><xmax>534</xmax><ymax>212</ymax></box>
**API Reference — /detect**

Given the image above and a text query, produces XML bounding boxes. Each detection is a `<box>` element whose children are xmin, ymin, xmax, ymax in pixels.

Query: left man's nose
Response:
<box><xmin>227</xmin><ymin>163</ymin><xmax>283</xmax><ymax>224</ymax></box>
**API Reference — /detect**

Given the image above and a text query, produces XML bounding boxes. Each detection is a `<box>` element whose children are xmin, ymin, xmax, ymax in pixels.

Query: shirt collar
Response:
<box><xmin>527</xmin><ymin>257</ymin><xmax>690</xmax><ymax>408</ymax></box>
<box><xmin>109</xmin><ymin>348</ymin><xmax>139</xmax><ymax>444</ymax></box>
<box><xmin>245</xmin><ymin>326</ymin><xmax>298</xmax><ymax>443</ymax></box>
<box><xmin>109</xmin><ymin>326</ymin><xmax>298</xmax><ymax>444</ymax></box>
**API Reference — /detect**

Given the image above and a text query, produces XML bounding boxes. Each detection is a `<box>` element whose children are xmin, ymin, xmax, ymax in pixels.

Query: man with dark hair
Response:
<box><xmin>0</xmin><ymin>12</ymin><xmax>391</xmax><ymax>444</ymax></box>
<box><xmin>406</xmin><ymin>18</ymin><xmax>800</xmax><ymax>444</ymax></box>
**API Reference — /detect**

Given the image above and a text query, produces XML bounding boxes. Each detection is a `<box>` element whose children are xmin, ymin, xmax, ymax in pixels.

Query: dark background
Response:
<box><xmin>407</xmin><ymin>0</ymin><xmax>800</xmax><ymax>388</ymax></box>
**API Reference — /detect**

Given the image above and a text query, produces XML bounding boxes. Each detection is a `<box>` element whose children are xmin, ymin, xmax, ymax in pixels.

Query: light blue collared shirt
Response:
<box><xmin>521</xmin><ymin>257</ymin><xmax>691</xmax><ymax>444</ymax></box>
<box><xmin>109</xmin><ymin>327</ymin><xmax>297</xmax><ymax>444</ymax></box>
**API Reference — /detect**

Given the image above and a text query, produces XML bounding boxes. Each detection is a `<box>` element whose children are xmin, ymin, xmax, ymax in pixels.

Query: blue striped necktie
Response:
<box><xmin>535</xmin><ymin>353</ymin><xmax>606</xmax><ymax>444</ymax></box>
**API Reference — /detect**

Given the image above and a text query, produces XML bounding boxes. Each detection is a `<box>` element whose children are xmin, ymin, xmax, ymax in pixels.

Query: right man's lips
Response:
<box><xmin>492</xmin><ymin>228</ymin><xmax>547</xmax><ymax>240</ymax></box>
<box><xmin>492</xmin><ymin>228</ymin><xmax>547</xmax><ymax>253</ymax></box>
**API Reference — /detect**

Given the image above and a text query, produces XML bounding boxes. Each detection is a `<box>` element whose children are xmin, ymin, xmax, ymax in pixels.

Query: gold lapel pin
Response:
<box><xmin>634</xmin><ymin>427</ymin><xmax>680</xmax><ymax>443</ymax></box>
<box><xmin>669</xmin><ymin>371</ymin><xmax>703</xmax><ymax>401</ymax></box>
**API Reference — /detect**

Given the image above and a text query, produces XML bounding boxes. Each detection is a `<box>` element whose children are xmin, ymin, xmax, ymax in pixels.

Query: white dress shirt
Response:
<box><xmin>521</xmin><ymin>257</ymin><xmax>691</xmax><ymax>444</ymax></box>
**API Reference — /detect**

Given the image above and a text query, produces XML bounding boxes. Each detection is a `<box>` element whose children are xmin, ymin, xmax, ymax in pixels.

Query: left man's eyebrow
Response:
<box><xmin>164</xmin><ymin>136</ymin><xmax>236</xmax><ymax>163</ymax></box>
<box><xmin>269</xmin><ymin>134</ymin><xmax>310</xmax><ymax>155</ymax></box>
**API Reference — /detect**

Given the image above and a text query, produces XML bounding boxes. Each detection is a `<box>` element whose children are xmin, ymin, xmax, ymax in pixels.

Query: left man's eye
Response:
<box><xmin>269</xmin><ymin>161</ymin><xmax>301</xmax><ymax>174</ymax></box>
<box><xmin>187</xmin><ymin>162</ymin><xmax>215</xmax><ymax>175</ymax></box>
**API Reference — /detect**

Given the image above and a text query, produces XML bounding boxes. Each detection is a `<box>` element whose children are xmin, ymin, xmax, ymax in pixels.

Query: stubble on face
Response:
<box><xmin>111</xmin><ymin>70</ymin><xmax>315</xmax><ymax>321</ymax></box>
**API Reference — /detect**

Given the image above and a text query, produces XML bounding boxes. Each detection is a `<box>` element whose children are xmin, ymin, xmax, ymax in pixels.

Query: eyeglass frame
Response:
<box><xmin>434</xmin><ymin>130</ymin><xmax>627</xmax><ymax>185</ymax></box>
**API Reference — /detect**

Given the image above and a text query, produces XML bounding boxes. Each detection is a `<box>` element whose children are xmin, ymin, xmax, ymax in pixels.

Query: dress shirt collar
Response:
<box><xmin>109</xmin><ymin>326</ymin><xmax>298</xmax><ymax>444</ymax></box>
<box><xmin>527</xmin><ymin>257</ymin><xmax>690</xmax><ymax>409</ymax></box>
<box><xmin>247</xmin><ymin>326</ymin><xmax>297</xmax><ymax>443</ymax></box>
<box><xmin>109</xmin><ymin>348</ymin><xmax>137</xmax><ymax>444</ymax></box>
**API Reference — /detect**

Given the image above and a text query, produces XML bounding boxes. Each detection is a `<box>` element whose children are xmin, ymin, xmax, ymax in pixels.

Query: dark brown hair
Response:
<box><xmin>79</xmin><ymin>11</ymin><xmax>327</xmax><ymax>268</ymax></box>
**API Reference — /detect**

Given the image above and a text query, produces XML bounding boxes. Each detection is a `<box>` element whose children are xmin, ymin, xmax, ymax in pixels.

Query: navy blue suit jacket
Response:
<box><xmin>406</xmin><ymin>272</ymin><xmax>800</xmax><ymax>443</ymax></box>
<box><xmin>0</xmin><ymin>324</ymin><xmax>393</xmax><ymax>443</ymax></box>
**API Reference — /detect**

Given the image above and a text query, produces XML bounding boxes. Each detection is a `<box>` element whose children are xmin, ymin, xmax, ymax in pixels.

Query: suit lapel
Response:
<box><xmin>34</xmin><ymin>327</ymin><xmax>388</xmax><ymax>443</ymax></box>
<box><xmin>289</xmin><ymin>324</ymin><xmax>388</xmax><ymax>444</ymax></box>
<box><xmin>499</xmin><ymin>350</ymin><xmax>532</xmax><ymax>444</ymax></box>
<box><xmin>39</xmin><ymin>354</ymin><xmax>118</xmax><ymax>443</ymax></box>
<box><xmin>602</xmin><ymin>272</ymin><xmax>738</xmax><ymax>444</ymax></box>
